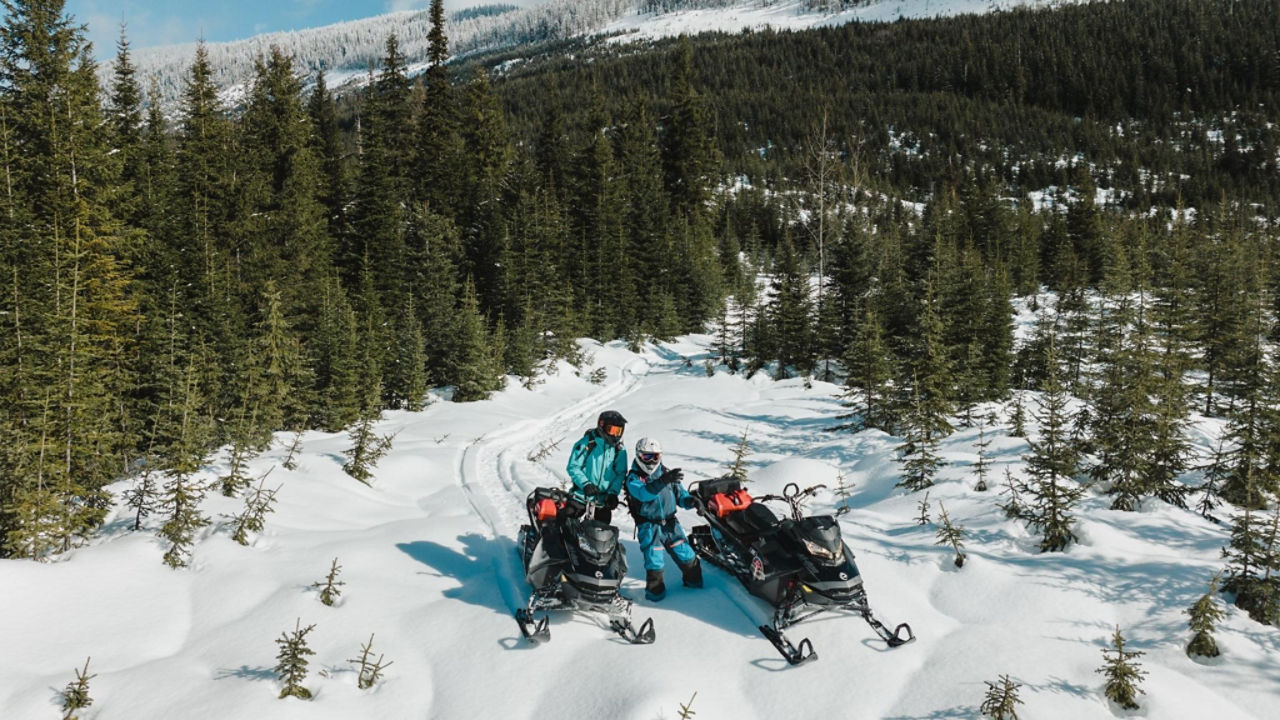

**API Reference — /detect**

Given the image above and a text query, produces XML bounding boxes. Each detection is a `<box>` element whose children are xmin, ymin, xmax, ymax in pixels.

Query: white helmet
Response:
<box><xmin>635</xmin><ymin>437</ymin><xmax>662</xmax><ymax>474</ymax></box>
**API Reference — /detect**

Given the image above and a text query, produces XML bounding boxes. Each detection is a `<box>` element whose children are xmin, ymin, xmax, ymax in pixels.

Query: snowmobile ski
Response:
<box><xmin>759</xmin><ymin>624</ymin><xmax>817</xmax><ymax>665</ymax></box>
<box><xmin>514</xmin><ymin>608</ymin><xmax>550</xmax><ymax>643</ymax></box>
<box><xmin>610</xmin><ymin>615</ymin><xmax>656</xmax><ymax>644</ymax></box>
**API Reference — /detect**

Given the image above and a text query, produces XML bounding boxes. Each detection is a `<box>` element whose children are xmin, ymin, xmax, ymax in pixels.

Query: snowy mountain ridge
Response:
<box><xmin>112</xmin><ymin>0</ymin><xmax>1086</xmax><ymax>106</ymax></box>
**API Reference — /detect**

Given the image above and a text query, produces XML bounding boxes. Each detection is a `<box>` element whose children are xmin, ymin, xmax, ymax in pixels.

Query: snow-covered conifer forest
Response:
<box><xmin>3</xmin><ymin>0</ymin><xmax>1279</xmax><ymax>717</ymax></box>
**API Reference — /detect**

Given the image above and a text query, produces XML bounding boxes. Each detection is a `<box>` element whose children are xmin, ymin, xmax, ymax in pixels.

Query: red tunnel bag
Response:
<box><xmin>709</xmin><ymin>489</ymin><xmax>753</xmax><ymax>517</ymax></box>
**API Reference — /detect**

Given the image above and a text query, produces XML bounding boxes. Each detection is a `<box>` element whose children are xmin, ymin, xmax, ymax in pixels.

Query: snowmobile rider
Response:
<box><xmin>624</xmin><ymin>437</ymin><xmax>703</xmax><ymax>601</ymax></box>
<box><xmin>565</xmin><ymin>410</ymin><xmax>630</xmax><ymax>523</ymax></box>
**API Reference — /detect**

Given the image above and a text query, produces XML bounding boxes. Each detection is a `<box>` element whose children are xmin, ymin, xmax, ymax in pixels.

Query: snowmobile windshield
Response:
<box><xmin>796</xmin><ymin>516</ymin><xmax>844</xmax><ymax>563</ymax></box>
<box><xmin>575</xmin><ymin>520</ymin><xmax>619</xmax><ymax>563</ymax></box>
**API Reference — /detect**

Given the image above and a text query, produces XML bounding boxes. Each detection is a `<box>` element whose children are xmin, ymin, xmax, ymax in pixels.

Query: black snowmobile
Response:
<box><xmin>688</xmin><ymin>477</ymin><xmax>914</xmax><ymax>665</ymax></box>
<box><xmin>514</xmin><ymin>486</ymin><xmax>655</xmax><ymax>645</ymax></box>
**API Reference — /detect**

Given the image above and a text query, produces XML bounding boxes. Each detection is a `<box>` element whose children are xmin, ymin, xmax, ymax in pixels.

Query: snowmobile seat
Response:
<box><xmin>723</xmin><ymin>501</ymin><xmax>780</xmax><ymax>539</ymax></box>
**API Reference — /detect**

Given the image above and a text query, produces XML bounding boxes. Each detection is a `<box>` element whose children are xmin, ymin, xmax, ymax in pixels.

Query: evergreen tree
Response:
<box><xmin>896</xmin><ymin>377</ymin><xmax>948</xmax><ymax>493</ymax></box>
<box><xmin>313</xmin><ymin>278</ymin><xmax>362</xmax><ymax>431</ymax></box>
<box><xmin>1096</xmin><ymin>626</ymin><xmax>1147</xmax><ymax>711</ymax></box>
<box><xmin>274</xmin><ymin>619</ymin><xmax>316</xmax><ymax>700</ymax></box>
<box><xmin>935</xmin><ymin>501</ymin><xmax>967</xmax><ymax>567</ymax></box>
<box><xmin>449</xmin><ymin>277</ymin><xmax>504</xmax><ymax>402</ymax></box>
<box><xmin>1185</xmin><ymin>573</ymin><xmax>1226</xmax><ymax>658</ymax></box>
<box><xmin>839</xmin><ymin>303</ymin><xmax>895</xmax><ymax>432</ymax></box>
<box><xmin>59</xmin><ymin>657</ymin><xmax>95</xmax><ymax>720</ymax></box>
<box><xmin>1196</xmin><ymin>434</ymin><xmax>1230</xmax><ymax>523</ymax></box>
<box><xmin>615</xmin><ymin>97</ymin><xmax>671</xmax><ymax>337</ymax></box>
<box><xmin>342</xmin><ymin>368</ymin><xmax>394</xmax><ymax>486</ymax></box>
<box><xmin>226</xmin><ymin>478</ymin><xmax>280</xmax><ymax>546</ymax></box>
<box><xmin>898</xmin><ymin>280</ymin><xmax>953</xmax><ymax>438</ymax></box>
<box><xmin>312</xmin><ymin>557</ymin><xmax>345</xmax><ymax>606</ymax></box>
<box><xmin>661</xmin><ymin>37</ymin><xmax>717</xmax><ymax>220</ymax></box>
<box><xmin>107</xmin><ymin>23</ymin><xmax>144</xmax><ymax>226</ymax></box>
<box><xmin>348</xmin><ymin>634</ymin><xmax>393</xmax><ymax>690</ymax></box>
<box><xmin>0</xmin><ymin>0</ymin><xmax>139</xmax><ymax>554</ymax></box>
<box><xmin>246</xmin><ymin>282</ymin><xmax>312</xmax><ymax>439</ymax></box>
<box><xmin>457</xmin><ymin>68</ymin><xmax>513</xmax><ymax>313</ymax></box>
<box><xmin>1022</xmin><ymin>336</ymin><xmax>1083</xmax><ymax>552</ymax></box>
<box><xmin>173</xmin><ymin>41</ymin><xmax>240</xmax><ymax>393</ymax></box>
<box><xmin>239</xmin><ymin>47</ymin><xmax>330</xmax><ymax>340</ymax></box>
<box><xmin>767</xmin><ymin>234</ymin><xmax>814</xmax><ymax>378</ymax></box>
<box><xmin>727</xmin><ymin>427</ymin><xmax>752</xmax><ymax>482</ymax></box>
<box><xmin>973</xmin><ymin>423</ymin><xmax>993</xmax><ymax>492</ymax></box>
<box><xmin>1222</xmin><ymin>502</ymin><xmax>1280</xmax><ymax>624</ymax></box>
<box><xmin>979</xmin><ymin>674</ymin><xmax>1023</xmax><ymax>720</ymax></box>
<box><xmin>385</xmin><ymin>296</ymin><xmax>429</xmax><ymax>411</ymax></box>
<box><xmin>307</xmin><ymin>70</ymin><xmax>347</xmax><ymax>240</ymax></box>
<box><xmin>122</xmin><ymin>463</ymin><xmax>163</xmax><ymax>531</ymax></box>
<box><xmin>347</xmin><ymin>34</ymin><xmax>413</xmax><ymax>305</ymax></box>
<box><xmin>156</xmin><ymin>355</ymin><xmax>214</xmax><ymax>568</ymax></box>
<box><xmin>414</xmin><ymin>0</ymin><xmax>463</xmax><ymax>214</ymax></box>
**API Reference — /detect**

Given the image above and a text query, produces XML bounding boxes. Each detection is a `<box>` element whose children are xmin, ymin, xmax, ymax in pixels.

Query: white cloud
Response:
<box><xmin>385</xmin><ymin>1</ymin><xmax>423</xmax><ymax>12</ymax></box>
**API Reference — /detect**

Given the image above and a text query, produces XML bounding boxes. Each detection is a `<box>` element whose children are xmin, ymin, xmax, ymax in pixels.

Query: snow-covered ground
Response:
<box><xmin>3</xmin><ymin>332</ymin><xmax>1279</xmax><ymax>719</ymax></box>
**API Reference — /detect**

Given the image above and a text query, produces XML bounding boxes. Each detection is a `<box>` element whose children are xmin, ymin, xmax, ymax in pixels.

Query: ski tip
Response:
<box><xmin>887</xmin><ymin>623</ymin><xmax>916</xmax><ymax>647</ymax></box>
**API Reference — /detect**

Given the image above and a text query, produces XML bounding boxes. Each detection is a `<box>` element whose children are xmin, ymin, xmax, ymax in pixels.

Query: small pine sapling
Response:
<box><xmin>282</xmin><ymin>431</ymin><xmax>304</xmax><ymax>471</ymax></box>
<box><xmin>342</xmin><ymin>417</ymin><xmax>395</xmax><ymax>486</ymax></box>
<box><xmin>588</xmin><ymin>367</ymin><xmax>607</xmax><ymax>384</ymax></box>
<box><xmin>123</xmin><ymin>465</ymin><xmax>163</xmax><ymax>531</ymax></box>
<box><xmin>998</xmin><ymin>467</ymin><xmax>1028</xmax><ymax>520</ymax></box>
<box><xmin>916</xmin><ymin>491</ymin><xmax>932</xmax><ymax>526</ymax></box>
<box><xmin>935</xmin><ymin>501</ymin><xmax>967</xmax><ymax>567</ymax></box>
<box><xmin>1008</xmin><ymin>387</ymin><xmax>1026</xmax><ymax>438</ymax></box>
<box><xmin>313</xmin><ymin>557</ymin><xmax>345</xmax><ymax>606</ymax></box>
<box><xmin>274</xmin><ymin>619</ymin><xmax>317</xmax><ymax>700</ymax></box>
<box><xmin>1097</xmin><ymin>626</ymin><xmax>1147</xmax><ymax>710</ymax></box>
<box><xmin>1194</xmin><ymin>435</ymin><xmax>1229</xmax><ymax>523</ymax></box>
<box><xmin>227</xmin><ymin>476</ymin><xmax>281</xmax><ymax>546</ymax></box>
<box><xmin>348</xmin><ymin>633</ymin><xmax>393</xmax><ymax>689</ymax></box>
<box><xmin>979</xmin><ymin>674</ymin><xmax>1023</xmax><ymax>720</ymax></box>
<box><xmin>703</xmin><ymin>358</ymin><xmax>715</xmax><ymax>376</ymax></box>
<box><xmin>677</xmin><ymin>691</ymin><xmax>698</xmax><ymax>719</ymax></box>
<box><xmin>973</xmin><ymin>424</ymin><xmax>993</xmax><ymax>492</ymax></box>
<box><xmin>526</xmin><ymin>438</ymin><xmax>561</xmax><ymax>463</ymax></box>
<box><xmin>220</xmin><ymin>434</ymin><xmax>258</xmax><ymax>497</ymax></box>
<box><xmin>60</xmin><ymin>657</ymin><xmax>95</xmax><ymax>720</ymax></box>
<box><xmin>833</xmin><ymin>470</ymin><xmax>855</xmax><ymax>516</ymax></box>
<box><xmin>1186</xmin><ymin>573</ymin><xmax>1227</xmax><ymax>658</ymax></box>
<box><xmin>159</xmin><ymin>471</ymin><xmax>210</xmax><ymax>569</ymax></box>
<box><xmin>727</xmin><ymin>427</ymin><xmax>752</xmax><ymax>482</ymax></box>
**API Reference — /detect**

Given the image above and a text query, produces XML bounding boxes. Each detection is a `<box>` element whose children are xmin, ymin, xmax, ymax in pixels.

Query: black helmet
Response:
<box><xmin>596</xmin><ymin>410</ymin><xmax>627</xmax><ymax>445</ymax></box>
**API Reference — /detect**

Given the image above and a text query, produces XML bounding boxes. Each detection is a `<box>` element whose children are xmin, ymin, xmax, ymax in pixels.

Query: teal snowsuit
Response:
<box><xmin>565</xmin><ymin>429</ymin><xmax>629</xmax><ymax>505</ymax></box>
<box><xmin>625</xmin><ymin>462</ymin><xmax>697</xmax><ymax>572</ymax></box>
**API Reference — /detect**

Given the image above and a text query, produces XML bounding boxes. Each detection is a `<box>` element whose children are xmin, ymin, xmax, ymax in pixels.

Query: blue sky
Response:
<box><xmin>64</xmin><ymin>1</ymin><xmax>514</xmax><ymax>56</ymax></box>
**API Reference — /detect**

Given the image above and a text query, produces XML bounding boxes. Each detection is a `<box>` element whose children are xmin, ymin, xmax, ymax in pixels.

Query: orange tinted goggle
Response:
<box><xmin>602</xmin><ymin>424</ymin><xmax>623</xmax><ymax>438</ymax></box>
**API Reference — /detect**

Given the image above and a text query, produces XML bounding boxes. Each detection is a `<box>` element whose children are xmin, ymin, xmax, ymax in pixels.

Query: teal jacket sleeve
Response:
<box><xmin>566</xmin><ymin>433</ymin><xmax>593</xmax><ymax>495</ymax></box>
<box><xmin>606</xmin><ymin>447</ymin><xmax>628</xmax><ymax>495</ymax></box>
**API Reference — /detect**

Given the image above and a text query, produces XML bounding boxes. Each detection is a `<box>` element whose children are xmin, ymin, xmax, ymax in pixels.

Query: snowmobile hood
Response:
<box><xmin>575</xmin><ymin>520</ymin><xmax>620</xmax><ymax>560</ymax></box>
<box><xmin>795</xmin><ymin>516</ymin><xmax>843</xmax><ymax>558</ymax></box>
